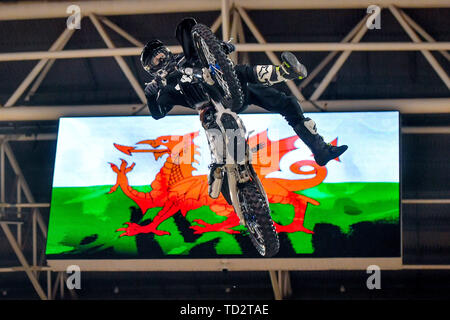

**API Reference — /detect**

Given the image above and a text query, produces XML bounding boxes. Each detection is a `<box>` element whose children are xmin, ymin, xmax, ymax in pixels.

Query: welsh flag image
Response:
<box><xmin>46</xmin><ymin>112</ymin><xmax>400</xmax><ymax>259</ymax></box>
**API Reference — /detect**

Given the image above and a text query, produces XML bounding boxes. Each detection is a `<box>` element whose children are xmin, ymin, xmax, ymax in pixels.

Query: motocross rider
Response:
<box><xmin>141</xmin><ymin>19</ymin><xmax>348</xmax><ymax>197</ymax></box>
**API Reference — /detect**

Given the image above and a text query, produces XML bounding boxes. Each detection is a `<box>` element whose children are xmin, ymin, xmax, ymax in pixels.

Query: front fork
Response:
<box><xmin>199</xmin><ymin>101</ymin><xmax>253</xmax><ymax>226</ymax></box>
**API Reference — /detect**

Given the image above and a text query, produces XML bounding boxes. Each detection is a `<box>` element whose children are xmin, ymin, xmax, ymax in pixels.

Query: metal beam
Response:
<box><xmin>0</xmin><ymin>47</ymin><xmax>150</xmax><ymax>62</ymax></box>
<box><xmin>17</xmin><ymin>221</ymin><xmax>22</xmax><ymax>249</ymax></box>
<box><xmin>0</xmin><ymin>0</ymin><xmax>449</xmax><ymax>21</ymax></box>
<box><xmin>310</xmin><ymin>12</ymin><xmax>372</xmax><ymax>101</ymax></box>
<box><xmin>402</xmin><ymin>265</ymin><xmax>450</xmax><ymax>270</ymax></box>
<box><xmin>52</xmin><ymin>272</ymin><xmax>61</xmax><ymax>300</ymax></box>
<box><xmin>1</xmin><ymin>98</ymin><xmax>449</xmax><ymax>121</ymax></box>
<box><xmin>60</xmin><ymin>272</ymin><xmax>65</xmax><ymax>299</ymax></box>
<box><xmin>236</xmin><ymin>5</ymin><xmax>306</xmax><ymax>101</ymax></box>
<box><xmin>24</xmin><ymin>27</ymin><xmax>76</xmax><ymax>102</ymax></box>
<box><xmin>3</xmin><ymin>42</ymin><xmax>450</xmax><ymax>62</ymax></box>
<box><xmin>1</xmin><ymin>220</ymin><xmax>26</xmax><ymax>267</ymax></box>
<box><xmin>17</xmin><ymin>179</ymin><xmax>22</xmax><ymax>218</ymax></box>
<box><xmin>0</xmin><ymin>104</ymin><xmax>146</xmax><ymax>120</ymax></box>
<box><xmin>0</xmin><ymin>203</ymin><xmax>50</xmax><ymax>208</ymax></box>
<box><xmin>221</xmin><ymin>0</ymin><xmax>230</xmax><ymax>41</ymax></box>
<box><xmin>235</xmin><ymin>9</ymin><xmax>249</xmax><ymax>64</ymax></box>
<box><xmin>0</xmin><ymin>221</ymin><xmax>22</xmax><ymax>224</ymax></box>
<box><xmin>298</xmin><ymin>15</ymin><xmax>367</xmax><ymax>90</ymax></box>
<box><xmin>401</xmin><ymin>127</ymin><xmax>450</xmax><ymax>134</ymax></box>
<box><xmin>210</xmin><ymin>14</ymin><xmax>223</xmax><ymax>34</ymax></box>
<box><xmin>99</xmin><ymin>16</ymin><xmax>144</xmax><ymax>47</ymax></box>
<box><xmin>1</xmin><ymin>125</ymin><xmax>446</xmax><ymax>142</ymax></box>
<box><xmin>284</xmin><ymin>271</ymin><xmax>292</xmax><ymax>297</ymax></box>
<box><xmin>0</xmin><ymin>266</ymin><xmax>51</xmax><ymax>273</ymax></box>
<box><xmin>0</xmin><ymin>40</ymin><xmax>423</xmax><ymax>59</ymax></box>
<box><xmin>0</xmin><ymin>222</ymin><xmax>48</xmax><ymax>300</ymax></box>
<box><xmin>0</xmin><ymin>0</ymin><xmax>221</xmax><ymax>21</ymax></box>
<box><xmin>298</xmin><ymin>98</ymin><xmax>450</xmax><ymax>113</ymax></box>
<box><xmin>269</xmin><ymin>270</ymin><xmax>282</xmax><ymax>300</ymax></box>
<box><xmin>1</xmin><ymin>133</ymin><xmax>58</xmax><ymax>141</ymax></box>
<box><xmin>32</xmin><ymin>209</ymin><xmax>37</xmax><ymax>275</ymax></box>
<box><xmin>0</xmin><ymin>141</ymin><xmax>4</xmax><ymax>214</ymax></box>
<box><xmin>3</xmin><ymin>142</ymin><xmax>47</xmax><ymax>238</ymax></box>
<box><xmin>233</xmin><ymin>42</ymin><xmax>450</xmax><ymax>52</ymax></box>
<box><xmin>47</xmin><ymin>270</ymin><xmax>52</xmax><ymax>300</ymax></box>
<box><xmin>89</xmin><ymin>13</ymin><xmax>147</xmax><ymax>103</ymax></box>
<box><xmin>402</xmin><ymin>199</ymin><xmax>450</xmax><ymax>204</ymax></box>
<box><xmin>389</xmin><ymin>5</ymin><xmax>450</xmax><ymax>89</ymax></box>
<box><xmin>236</xmin><ymin>0</ymin><xmax>450</xmax><ymax>9</ymax></box>
<box><xmin>278</xmin><ymin>270</ymin><xmax>292</xmax><ymax>298</ymax></box>
<box><xmin>230</xmin><ymin>9</ymin><xmax>239</xmax><ymax>64</ymax></box>
<box><xmin>3</xmin><ymin>28</ymin><xmax>75</xmax><ymax>107</ymax></box>
<box><xmin>400</xmin><ymin>10</ymin><xmax>450</xmax><ymax>61</ymax></box>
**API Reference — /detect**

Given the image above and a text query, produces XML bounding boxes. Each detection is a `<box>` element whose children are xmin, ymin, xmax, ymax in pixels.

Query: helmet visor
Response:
<box><xmin>144</xmin><ymin>48</ymin><xmax>171</xmax><ymax>73</ymax></box>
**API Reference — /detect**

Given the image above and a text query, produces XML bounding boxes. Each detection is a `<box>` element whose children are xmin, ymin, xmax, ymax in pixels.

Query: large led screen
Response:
<box><xmin>46</xmin><ymin>112</ymin><xmax>400</xmax><ymax>260</ymax></box>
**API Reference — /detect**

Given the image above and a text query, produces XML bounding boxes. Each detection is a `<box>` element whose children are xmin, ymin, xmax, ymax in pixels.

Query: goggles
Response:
<box><xmin>143</xmin><ymin>47</ymin><xmax>173</xmax><ymax>74</ymax></box>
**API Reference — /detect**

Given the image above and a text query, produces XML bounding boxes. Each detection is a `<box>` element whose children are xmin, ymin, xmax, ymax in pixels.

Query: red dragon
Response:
<box><xmin>108</xmin><ymin>130</ymin><xmax>333</xmax><ymax>237</ymax></box>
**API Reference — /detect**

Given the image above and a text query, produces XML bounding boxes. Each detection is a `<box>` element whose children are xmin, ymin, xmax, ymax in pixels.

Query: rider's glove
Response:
<box><xmin>221</xmin><ymin>41</ymin><xmax>235</xmax><ymax>55</ymax></box>
<box><xmin>144</xmin><ymin>80</ymin><xmax>160</xmax><ymax>96</ymax></box>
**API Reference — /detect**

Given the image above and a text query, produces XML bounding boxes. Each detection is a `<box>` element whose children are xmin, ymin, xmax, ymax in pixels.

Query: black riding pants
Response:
<box><xmin>234</xmin><ymin>65</ymin><xmax>305</xmax><ymax>127</ymax></box>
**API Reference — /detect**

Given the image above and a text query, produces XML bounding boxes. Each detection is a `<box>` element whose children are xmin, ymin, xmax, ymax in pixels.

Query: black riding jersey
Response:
<box><xmin>145</xmin><ymin>61</ymin><xmax>305</xmax><ymax>127</ymax></box>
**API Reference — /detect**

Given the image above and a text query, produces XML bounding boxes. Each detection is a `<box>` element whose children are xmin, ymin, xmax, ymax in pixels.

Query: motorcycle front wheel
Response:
<box><xmin>191</xmin><ymin>23</ymin><xmax>244</xmax><ymax>111</ymax></box>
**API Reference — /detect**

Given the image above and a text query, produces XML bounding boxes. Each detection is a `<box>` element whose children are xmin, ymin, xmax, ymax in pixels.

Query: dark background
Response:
<box><xmin>0</xmin><ymin>9</ymin><xmax>449</xmax><ymax>105</ymax></box>
<box><xmin>0</xmin><ymin>6</ymin><xmax>449</xmax><ymax>299</ymax></box>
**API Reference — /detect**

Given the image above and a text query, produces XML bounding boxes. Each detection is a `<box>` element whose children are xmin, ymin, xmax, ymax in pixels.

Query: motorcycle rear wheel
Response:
<box><xmin>238</xmin><ymin>181</ymin><xmax>280</xmax><ymax>257</ymax></box>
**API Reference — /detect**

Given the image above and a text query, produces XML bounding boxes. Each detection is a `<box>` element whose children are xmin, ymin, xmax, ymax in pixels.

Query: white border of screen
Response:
<box><xmin>47</xmin><ymin>111</ymin><xmax>402</xmax><ymax>271</ymax></box>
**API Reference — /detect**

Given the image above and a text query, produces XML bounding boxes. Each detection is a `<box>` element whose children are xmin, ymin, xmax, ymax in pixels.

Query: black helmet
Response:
<box><xmin>140</xmin><ymin>39</ymin><xmax>175</xmax><ymax>75</ymax></box>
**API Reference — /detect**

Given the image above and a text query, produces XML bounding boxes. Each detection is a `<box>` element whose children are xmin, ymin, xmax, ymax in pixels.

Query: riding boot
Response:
<box><xmin>292</xmin><ymin>117</ymin><xmax>348</xmax><ymax>166</ymax></box>
<box><xmin>253</xmin><ymin>51</ymin><xmax>308</xmax><ymax>86</ymax></box>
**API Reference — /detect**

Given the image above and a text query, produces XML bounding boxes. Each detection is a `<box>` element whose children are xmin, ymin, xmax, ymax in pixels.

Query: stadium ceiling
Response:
<box><xmin>0</xmin><ymin>0</ymin><xmax>449</xmax><ymax>20</ymax></box>
<box><xmin>0</xmin><ymin>0</ymin><xmax>449</xmax><ymax>119</ymax></box>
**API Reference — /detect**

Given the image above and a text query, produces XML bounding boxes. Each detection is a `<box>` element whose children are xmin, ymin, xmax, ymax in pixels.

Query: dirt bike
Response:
<box><xmin>174</xmin><ymin>19</ymin><xmax>280</xmax><ymax>257</ymax></box>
